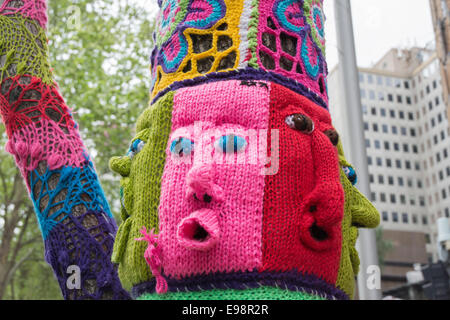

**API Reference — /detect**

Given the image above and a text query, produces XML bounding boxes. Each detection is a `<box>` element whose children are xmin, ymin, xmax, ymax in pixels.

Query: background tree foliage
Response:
<box><xmin>0</xmin><ymin>0</ymin><xmax>154</xmax><ymax>300</ymax></box>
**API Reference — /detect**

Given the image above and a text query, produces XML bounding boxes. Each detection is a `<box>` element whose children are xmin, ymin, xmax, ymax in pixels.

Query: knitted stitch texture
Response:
<box><xmin>137</xmin><ymin>286</ymin><xmax>326</xmax><ymax>300</ymax></box>
<box><xmin>149</xmin><ymin>0</ymin><xmax>329</xmax><ymax>108</ymax></box>
<box><xmin>0</xmin><ymin>0</ymin><xmax>48</xmax><ymax>29</ymax></box>
<box><xmin>110</xmin><ymin>92</ymin><xmax>174</xmax><ymax>291</ymax></box>
<box><xmin>0</xmin><ymin>14</ymin><xmax>52</xmax><ymax>84</ymax></box>
<box><xmin>0</xmin><ymin>5</ymin><xmax>129</xmax><ymax>299</ymax></box>
<box><xmin>110</xmin><ymin>0</ymin><xmax>380</xmax><ymax>300</ymax></box>
<box><xmin>335</xmin><ymin>142</ymin><xmax>380</xmax><ymax>298</ymax></box>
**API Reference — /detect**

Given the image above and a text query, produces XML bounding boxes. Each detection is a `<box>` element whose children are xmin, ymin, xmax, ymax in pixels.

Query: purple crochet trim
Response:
<box><xmin>44</xmin><ymin>210</ymin><xmax>131</xmax><ymax>300</ymax></box>
<box><xmin>131</xmin><ymin>269</ymin><xmax>349</xmax><ymax>300</ymax></box>
<box><xmin>151</xmin><ymin>67</ymin><xmax>329</xmax><ymax>110</ymax></box>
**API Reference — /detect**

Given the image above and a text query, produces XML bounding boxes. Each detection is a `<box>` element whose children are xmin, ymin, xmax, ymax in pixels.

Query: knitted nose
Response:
<box><xmin>186</xmin><ymin>164</ymin><xmax>224</xmax><ymax>203</ymax></box>
<box><xmin>177</xmin><ymin>209</ymin><xmax>220</xmax><ymax>251</ymax></box>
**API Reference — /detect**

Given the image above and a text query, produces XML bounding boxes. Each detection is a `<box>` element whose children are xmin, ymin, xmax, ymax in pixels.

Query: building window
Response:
<box><xmin>392</xmin><ymin>212</ymin><xmax>399</xmax><ymax>223</ymax></box>
<box><xmin>419</xmin><ymin>196</ymin><xmax>426</xmax><ymax>207</ymax></box>
<box><xmin>384</xmin><ymin>141</ymin><xmax>390</xmax><ymax>150</ymax></box>
<box><xmin>404</xmin><ymin>81</ymin><xmax>410</xmax><ymax>89</ymax></box>
<box><xmin>398</xmin><ymin>177</ymin><xmax>404</xmax><ymax>186</ymax></box>
<box><xmin>382</xmin><ymin>125</ymin><xmax>388</xmax><ymax>133</ymax></box>
<box><xmin>376</xmin><ymin>157</ymin><xmax>383</xmax><ymax>166</ymax></box>
<box><xmin>392</xmin><ymin>126</ymin><xmax>398</xmax><ymax>135</ymax></box>
<box><xmin>410</xmin><ymin>128</ymin><xmax>416</xmax><ymax>137</ymax></box>
<box><xmin>415</xmin><ymin>162</ymin><xmax>421</xmax><ymax>171</ymax></box>
<box><xmin>359</xmin><ymin>73</ymin><xmax>364</xmax><ymax>82</ymax></box>
<box><xmin>422</xmin><ymin>216</ymin><xmax>428</xmax><ymax>225</ymax></box>
<box><xmin>405</xmin><ymin>161</ymin><xmax>412</xmax><ymax>170</ymax></box>
<box><xmin>397</xmin><ymin>95</ymin><xmax>403</xmax><ymax>103</ymax></box>
<box><xmin>399</xmin><ymin>111</ymin><xmax>405</xmax><ymax>119</ymax></box>
<box><xmin>371</xmin><ymin>107</ymin><xmax>377</xmax><ymax>115</ymax></box>
<box><xmin>380</xmin><ymin>108</ymin><xmax>386</xmax><ymax>117</ymax></box>
<box><xmin>388</xmin><ymin>94</ymin><xmax>393</xmax><ymax>102</ymax></box>
<box><xmin>390</xmin><ymin>194</ymin><xmax>397</xmax><ymax>204</ymax></box>
<box><xmin>402</xmin><ymin>213</ymin><xmax>409</xmax><ymax>224</ymax></box>
<box><xmin>396</xmin><ymin>159</ymin><xmax>402</xmax><ymax>169</ymax></box>
<box><xmin>400</xmin><ymin>195</ymin><xmax>406</xmax><ymax>204</ymax></box>
<box><xmin>380</xmin><ymin>193</ymin><xmax>386</xmax><ymax>202</ymax></box>
<box><xmin>401</xmin><ymin>127</ymin><xmax>407</xmax><ymax>136</ymax></box>
<box><xmin>365</xmin><ymin>139</ymin><xmax>371</xmax><ymax>148</ymax></box>
<box><xmin>377</xmin><ymin>76</ymin><xmax>383</xmax><ymax>85</ymax></box>
<box><xmin>386</xmin><ymin>159</ymin><xmax>392</xmax><ymax>168</ymax></box>
<box><xmin>388</xmin><ymin>176</ymin><xmax>394</xmax><ymax>185</ymax></box>
<box><xmin>373</xmin><ymin>124</ymin><xmax>379</xmax><ymax>132</ymax></box>
<box><xmin>403</xmin><ymin>144</ymin><xmax>409</xmax><ymax>153</ymax></box>
<box><xmin>382</xmin><ymin>212</ymin><xmax>389</xmax><ymax>222</ymax></box>
<box><xmin>378</xmin><ymin>175</ymin><xmax>384</xmax><ymax>184</ymax></box>
<box><xmin>412</xmin><ymin>215</ymin><xmax>418</xmax><ymax>224</ymax></box>
<box><xmin>406</xmin><ymin>96</ymin><xmax>411</xmax><ymax>105</ymax></box>
<box><xmin>394</xmin><ymin>143</ymin><xmax>400</xmax><ymax>151</ymax></box>
<box><xmin>417</xmin><ymin>179</ymin><xmax>423</xmax><ymax>188</ymax></box>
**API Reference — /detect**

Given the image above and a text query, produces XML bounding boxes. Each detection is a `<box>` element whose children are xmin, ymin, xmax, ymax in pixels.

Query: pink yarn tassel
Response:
<box><xmin>135</xmin><ymin>227</ymin><xmax>168</xmax><ymax>294</ymax></box>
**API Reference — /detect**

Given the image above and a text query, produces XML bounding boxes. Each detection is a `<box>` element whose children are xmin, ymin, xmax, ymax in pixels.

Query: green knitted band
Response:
<box><xmin>110</xmin><ymin>92</ymin><xmax>174</xmax><ymax>291</ymax></box>
<box><xmin>136</xmin><ymin>286</ymin><xmax>326</xmax><ymax>300</ymax></box>
<box><xmin>0</xmin><ymin>14</ymin><xmax>52</xmax><ymax>84</ymax></box>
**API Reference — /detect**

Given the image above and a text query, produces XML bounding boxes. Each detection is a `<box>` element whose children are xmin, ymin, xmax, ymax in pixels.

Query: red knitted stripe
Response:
<box><xmin>260</xmin><ymin>83</ymin><xmax>344</xmax><ymax>284</ymax></box>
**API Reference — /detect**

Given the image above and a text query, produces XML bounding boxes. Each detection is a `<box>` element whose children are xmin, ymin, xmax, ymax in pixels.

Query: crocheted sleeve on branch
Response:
<box><xmin>0</xmin><ymin>0</ymin><xmax>130</xmax><ymax>300</ymax></box>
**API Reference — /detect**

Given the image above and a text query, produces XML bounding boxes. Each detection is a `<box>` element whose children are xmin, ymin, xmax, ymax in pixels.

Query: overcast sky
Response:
<box><xmin>141</xmin><ymin>0</ymin><xmax>435</xmax><ymax>69</ymax></box>
<box><xmin>325</xmin><ymin>0</ymin><xmax>435</xmax><ymax>68</ymax></box>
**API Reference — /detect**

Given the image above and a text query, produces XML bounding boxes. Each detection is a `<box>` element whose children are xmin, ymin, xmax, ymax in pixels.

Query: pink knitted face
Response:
<box><xmin>158</xmin><ymin>80</ymin><xmax>271</xmax><ymax>278</ymax></box>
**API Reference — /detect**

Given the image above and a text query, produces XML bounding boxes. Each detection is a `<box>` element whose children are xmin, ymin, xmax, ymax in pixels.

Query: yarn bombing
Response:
<box><xmin>110</xmin><ymin>0</ymin><xmax>380</xmax><ymax>300</ymax></box>
<box><xmin>0</xmin><ymin>0</ymin><xmax>381</xmax><ymax>300</ymax></box>
<box><xmin>0</xmin><ymin>2</ymin><xmax>128</xmax><ymax>299</ymax></box>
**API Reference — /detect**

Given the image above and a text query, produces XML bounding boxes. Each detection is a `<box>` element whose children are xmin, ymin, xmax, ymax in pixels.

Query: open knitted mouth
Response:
<box><xmin>191</xmin><ymin>224</ymin><xmax>210</xmax><ymax>242</ymax></box>
<box><xmin>177</xmin><ymin>209</ymin><xmax>220</xmax><ymax>251</ymax></box>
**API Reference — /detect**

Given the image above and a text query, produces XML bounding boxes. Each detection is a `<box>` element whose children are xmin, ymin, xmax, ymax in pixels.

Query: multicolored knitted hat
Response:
<box><xmin>109</xmin><ymin>0</ymin><xmax>380</xmax><ymax>300</ymax></box>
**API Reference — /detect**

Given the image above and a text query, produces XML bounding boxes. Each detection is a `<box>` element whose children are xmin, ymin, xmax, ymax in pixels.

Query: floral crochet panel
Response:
<box><xmin>0</xmin><ymin>0</ymin><xmax>48</xmax><ymax>29</ymax></box>
<box><xmin>150</xmin><ymin>0</ymin><xmax>243</xmax><ymax>99</ymax></box>
<box><xmin>29</xmin><ymin>162</ymin><xmax>113</xmax><ymax>239</ymax></box>
<box><xmin>256</xmin><ymin>0</ymin><xmax>328</xmax><ymax>105</ymax></box>
<box><xmin>1</xmin><ymin>76</ymin><xmax>88</xmax><ymax>182</ymax></box>
<box><xmin>0</xmin><ymin>13</ymin><xmax>52</xmax><ymax>84</ymax></box>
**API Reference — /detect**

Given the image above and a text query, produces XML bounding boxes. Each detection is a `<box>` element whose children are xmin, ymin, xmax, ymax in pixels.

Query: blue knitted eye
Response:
<box><xmin>170</xmin><ymin>137</ymin><xmax>194</xmax><ymax>157</ymax></box>
<box><xmin>215</xmin><ymin>134</ymin><xmax>247</xmax><ymax>154</ymax></box>
<box><xmin>127</xmin><ymin>139</ymin><xmax>145</xmax><ymax>158</ymax></box>
<box><xmin>343</xmin><ymin>166</ymin><xmax>358</xmax><ymax>186</ymax></box>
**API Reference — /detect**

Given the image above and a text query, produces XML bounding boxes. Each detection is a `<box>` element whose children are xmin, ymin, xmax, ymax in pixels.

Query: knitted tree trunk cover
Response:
<box><xmin>109</xmin><ymin>0</ymin><xmax>380</xmax><ymax>300</ymax></box>
<box><xmin>0</xmin><ymin>1</ymin><xmax>129</xmax><ymax>299</ymax></box>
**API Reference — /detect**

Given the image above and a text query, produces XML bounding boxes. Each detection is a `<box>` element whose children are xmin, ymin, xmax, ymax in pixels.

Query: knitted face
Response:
<box><xmin>109</xmin><ymin>81</ymin><xmax>359</xmax><ymax>299</ymax></box>
<box><xmin>336</xmin><ymin>143</ymin><xmax>380</xmax><ymax>298</ymax></box>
